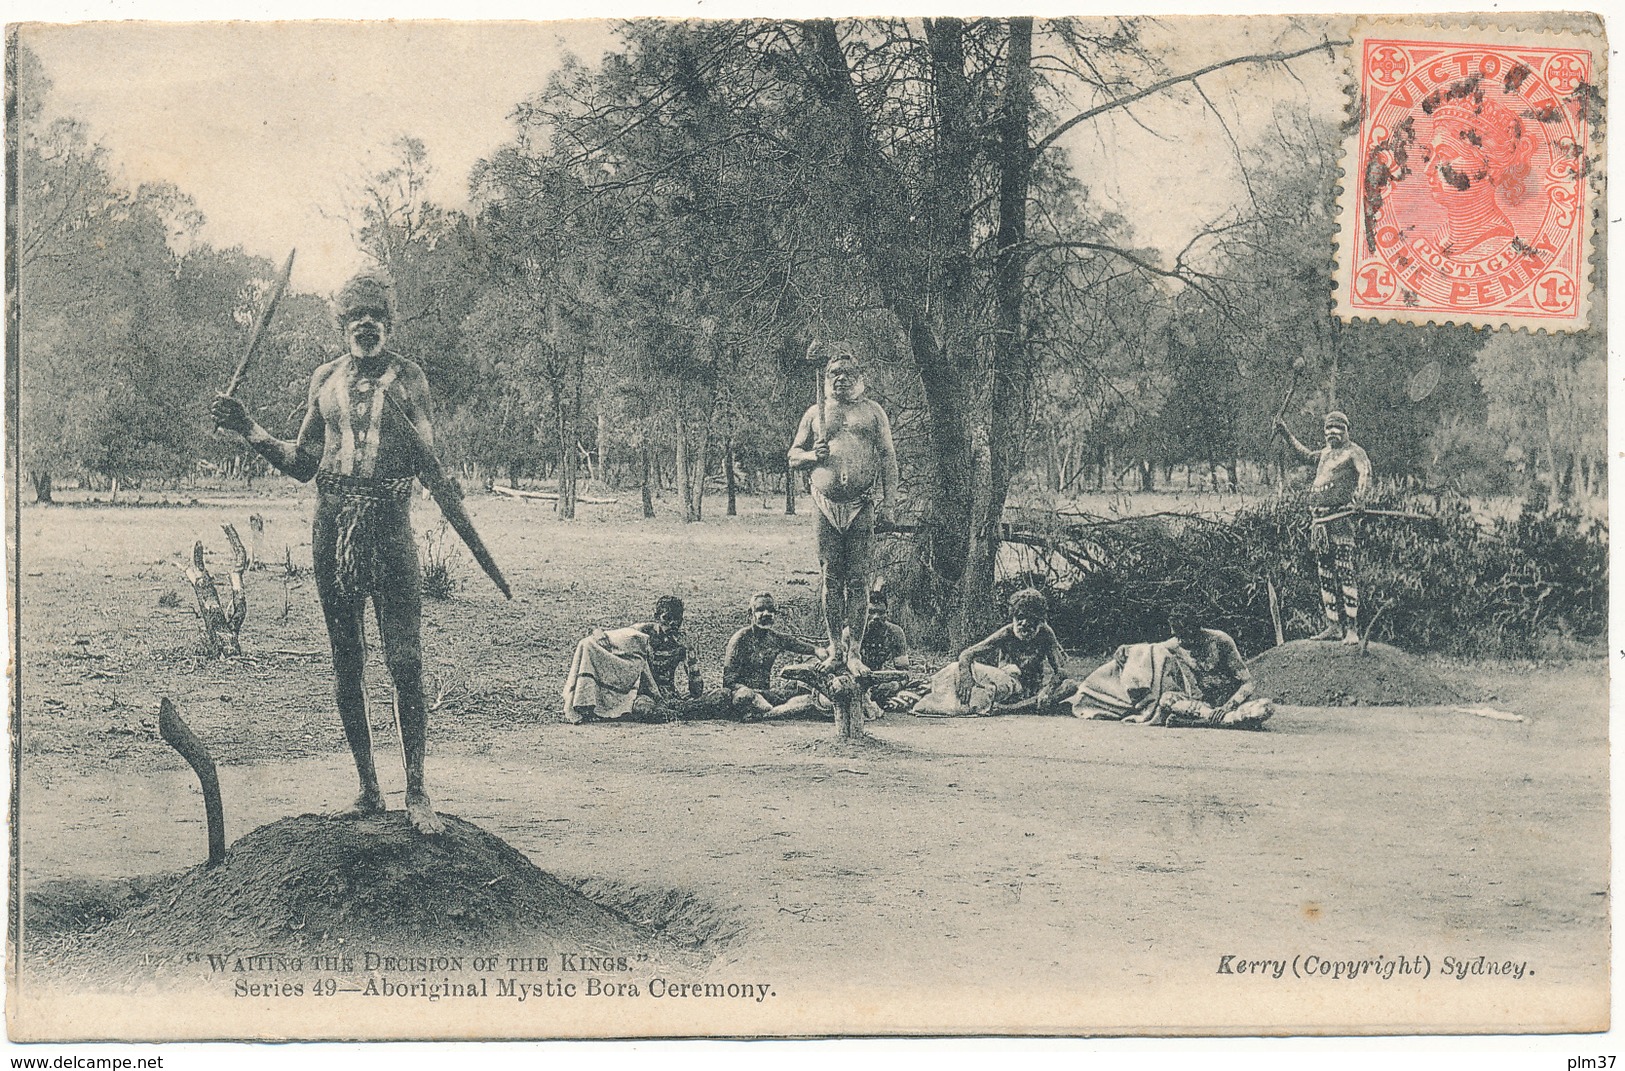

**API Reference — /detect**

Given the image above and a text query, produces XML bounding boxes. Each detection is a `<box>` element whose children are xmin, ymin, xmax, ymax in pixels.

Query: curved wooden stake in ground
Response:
<box><xmin>158</xmin><ymin>697</ymin><xmax>226</xmax><ymax>868</ymax></box>
<box><xmin>1266</xmin><ymin>575</ymin><xmax>1284</xmax><ymax>646</ymax></box>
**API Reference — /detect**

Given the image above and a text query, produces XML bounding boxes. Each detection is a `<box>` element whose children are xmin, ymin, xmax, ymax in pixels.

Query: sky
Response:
<box><xmin>24</xmin><ymin>20</ymin><xmax>620</xmax><ymax>294</ymax></box>
<box><xmin>21</xmin><ymin>13</ymin><xmax>1343</xmax><ymax>296</ymax></box>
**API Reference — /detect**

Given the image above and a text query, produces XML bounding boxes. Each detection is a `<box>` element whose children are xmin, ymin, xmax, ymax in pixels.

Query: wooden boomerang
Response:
<box><xmin>382</xmin><ymin>392</ymin><xmax>514</xmax><ymax>600</ymax></box>
<box><xmin>223</xmin><ymin>248</ymin><xmax>296</xmax><ymax>398</ymax></box>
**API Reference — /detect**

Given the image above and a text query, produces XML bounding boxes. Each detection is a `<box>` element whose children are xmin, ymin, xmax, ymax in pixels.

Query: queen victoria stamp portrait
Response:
<box><xmin>1336</xmin><ymin>24</ymin><xmax>1601</xmax><ymax>330</ymax></box>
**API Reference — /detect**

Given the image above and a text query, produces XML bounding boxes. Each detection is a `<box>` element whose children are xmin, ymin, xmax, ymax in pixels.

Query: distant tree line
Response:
<box><xmin>12</xmin><ymin>23</ymin><xmax>1605</xmax><ymax>644</ymax></box>
<box><xmin>13</xmin><ymin>40</ymin><xmax>334</xmax><ymax>501</ymax></box>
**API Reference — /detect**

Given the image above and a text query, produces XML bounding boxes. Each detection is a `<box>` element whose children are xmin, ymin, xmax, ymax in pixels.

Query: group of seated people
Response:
<box><xmin>561</xmin><ymin>586</ymin><xmax>920</xmax><ymax>724</ymax></box>
<box><xmin>561</xmin><ymin>585</ymin><xmax>1272</xmax><ymax>731</ymax></box>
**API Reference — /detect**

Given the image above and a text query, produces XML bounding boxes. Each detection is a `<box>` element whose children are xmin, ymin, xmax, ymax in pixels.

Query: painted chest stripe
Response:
<box><xmin>335</xmin><ymin>361</ymin><xmax>356</xmax><ymax>476</ymax></box>
<box><xmin>359</xmin><ymin>365</ymin><xmax>400</xmax><ymax>478</ymax></box>
<box><xmin>332</xmin><ymin>358</ymin><xmax>403</xmax><ymax>477</ymax></box>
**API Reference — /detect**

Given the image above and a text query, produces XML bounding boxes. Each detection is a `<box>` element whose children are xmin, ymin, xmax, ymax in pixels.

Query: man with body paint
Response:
<box><xmin>212</xmin><ymin>270</ymin><xmax>445</xmax><ymax>833</ymax></box>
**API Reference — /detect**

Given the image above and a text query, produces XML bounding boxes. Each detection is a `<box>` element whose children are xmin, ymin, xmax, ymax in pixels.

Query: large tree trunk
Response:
<box><xmin>784</xmin><ymin>458</ymin><xmax>797</xmax><ymax>515</ymax></box>
<box><xmin>30</xmin><ymin>470</ymin><xmax>53</xmax><ymax>504</ymax></box>
<box><xmin>803</xmin><ymin>20</ymin><xmax>964</xmax><ymax>639</ymax></box>
<box><xmin>971</xmin><ymin>17</ymin><xmax>1037</xmax><ymax>641</ymax></box>
<box><xmin>800</xmin><ymin>17</ymin><xmax>1043</xmax><ymax>648</ymax></box>
<box><xmin>902</xmin><ymin>18</ymin><xmax>981</xmax><ymax>648</ymax></box>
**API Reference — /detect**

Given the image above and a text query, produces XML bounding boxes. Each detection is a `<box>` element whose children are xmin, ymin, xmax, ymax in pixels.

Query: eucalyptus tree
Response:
<box><xmin>471</xmin><ymin>19</ymin><xmax>1346</xmax><ymax>639</ymax></box>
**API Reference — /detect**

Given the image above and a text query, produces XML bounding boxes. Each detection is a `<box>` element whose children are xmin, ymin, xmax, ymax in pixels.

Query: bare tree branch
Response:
<box><xmin>1032</xmin><ymin>39</ymin><xmax>1346</xmax><ymax>155</ymax></box>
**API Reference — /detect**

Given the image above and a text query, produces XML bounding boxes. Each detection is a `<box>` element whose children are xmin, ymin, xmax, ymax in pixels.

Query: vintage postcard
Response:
<box><xmin>5</xmin><ymin>12</ymin><xmax>1609</xmax><ymax>1042</ymax></box>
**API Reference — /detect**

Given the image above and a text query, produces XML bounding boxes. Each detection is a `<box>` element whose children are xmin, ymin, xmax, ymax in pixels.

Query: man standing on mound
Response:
<box><xmin>787</xmin><ymin>342</ymin><xmax>899</xmax><ymax>667</ymax></box>
<box><xmin>211</xmin><ymin>270</ymin><xmax>445</xmax><ymax>834</ymax></box>
<box><xmin>1275</xmin><ymin>409</ymin><xmax>1372</xmax><ymax>645</ymax></box>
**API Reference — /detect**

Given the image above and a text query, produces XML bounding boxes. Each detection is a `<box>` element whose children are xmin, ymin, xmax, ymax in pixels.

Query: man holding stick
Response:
<box><xmin>788</xmin><ymin>342</ymin><xmax>899</xmax><ymax>666</ymax></box>
<box><xmin>211</xmin><ymin>269</ymin><xmax>446</xmax><ymax>833</ymax></box>
<box><xmin>1275</xmin><ymin>410</ymin><xmax>1373</xmax><ymax>645</ymax></box>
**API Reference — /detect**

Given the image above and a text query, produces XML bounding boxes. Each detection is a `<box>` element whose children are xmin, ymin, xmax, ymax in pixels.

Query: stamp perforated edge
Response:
<box><xmin>1331</xmin><ymin>15</ymin><xmax>1606</xmax><ymax>333</ymax></box>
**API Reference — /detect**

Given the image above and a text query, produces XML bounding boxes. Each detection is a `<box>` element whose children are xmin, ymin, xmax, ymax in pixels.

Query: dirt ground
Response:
<box><xmin>12</xmin><ymin>490</ymin><xmax>1610</xmax><ymax>1034</ymax></box>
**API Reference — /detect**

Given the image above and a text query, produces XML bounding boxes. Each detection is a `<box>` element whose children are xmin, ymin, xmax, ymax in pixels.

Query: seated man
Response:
<box><xmin>914</xmin><ymin>588</ymin><xmax>1077</xmax><ymax>717</ymax></box>
<box><xmin>1148</xmin><ymin>612</ymin><xmax>1273</xmax><ymax>730</ymax></box>
<box><xmin>854</xmin><ymin>582</ymin><xmax>924</xmax><ymax>712</ymax></box>
<box><xmin>722</xmin><ymin>593</ymin><xmax>824</xmax><ymax>721</ymax></box>
<box><xmin>561</xmin><ymin>625</ymin><xmax>660</xmax><ymax>724</ymax></box>
<box><xmin>632</xmin><ymin>595</ymin><xmax>703</xmax><ymax>701</ymax></box>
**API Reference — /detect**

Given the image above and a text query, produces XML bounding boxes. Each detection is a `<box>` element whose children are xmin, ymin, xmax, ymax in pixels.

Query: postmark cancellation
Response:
<box><xmin>1334</xmin><ymin>20</ymin><xmax>1603</xmax><ymax>331</ymax></box>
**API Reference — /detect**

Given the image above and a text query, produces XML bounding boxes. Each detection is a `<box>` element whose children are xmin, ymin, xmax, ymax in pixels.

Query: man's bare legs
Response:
<box><xmin>375</xmin><ymin>583</ymin><xmax>443</xmax><ymax>834</ymax></box>
<box><xmin>990</xmin><ymin>679</ymin><xmax>1080</xmax><ymax>716</ymax></box>
<box><xmin>314</xmin><ymin>510</ymin><xmax>441</xmax><ymax>834</ymax></box>
<box><xmin>731</xmin><ymin>685</ymin><xmax>819</xmax><ymax>721</ymax></box>
<box><xmin>816</xmin><ymin>506</ymin><xmax>875</xmax><ymax>665</ymax></box>
<box><xmin>319</xmin><ymin>595</ymin><xmax>385</xmax><ymax>815</ymax></box>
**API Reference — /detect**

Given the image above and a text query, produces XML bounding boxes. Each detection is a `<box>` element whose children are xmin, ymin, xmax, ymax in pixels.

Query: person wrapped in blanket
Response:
<box><xmin>1071</xmin><ymin>611</ymin><xmax>1272</xmax><ymax>729</ymax></box>
<box><xmin>913</xmin><ymin>588</ymin><xmax>1078</xmax><ymax>717</ymax></box>
<box><xmin>561</xmin><ymin>625</ymin><xmax>661</xmax><ymax>724</ymax></box>
<box><xmin>561</xmin><ymin>594</ymin><xmax>711</xmax><ymax>724</ymax></box>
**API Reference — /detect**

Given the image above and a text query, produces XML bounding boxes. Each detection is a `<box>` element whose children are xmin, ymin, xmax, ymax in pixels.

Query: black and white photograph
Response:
<box><xmin>4</xmin><ymin>8</ymin><xmax>1610</xmax><ymax>1043</ymax></box>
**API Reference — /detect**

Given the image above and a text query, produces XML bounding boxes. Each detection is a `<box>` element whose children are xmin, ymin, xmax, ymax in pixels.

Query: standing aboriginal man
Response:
<box><xmin>1275</xmin><ymin>410</ymin><xmax>1373</xmax><ymax>645</ymax></box>
<box><xmin>787</xmin><ymin>343</ymin><xmax>900</xmax><ymax>667</ymax></box>
<box><xmin>210</xmin><ymin>270</ymin><xmax>445</xmax><ymax>833</ymax></box>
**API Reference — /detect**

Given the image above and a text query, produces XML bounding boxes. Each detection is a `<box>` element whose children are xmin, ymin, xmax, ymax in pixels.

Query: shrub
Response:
<box><xmin>1002</xmin><ymin>486</ymin><xmax>1606</xmax><ymax>660</ymax></box>
<box><xmin>420</xmin><ymin>523</ymin><xmax>461</xmax><ymax>601</ymax></box>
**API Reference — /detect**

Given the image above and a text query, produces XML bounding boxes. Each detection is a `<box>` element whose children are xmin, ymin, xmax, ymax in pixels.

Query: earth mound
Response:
<box><xmin>1249</xmin><ymin>639</ymin><xmax>1466</xmax><ymax>707</ymax></box>
<box><xmin>29</xmin><ymin>812</ymin><xmax>693</xmax><ymax>982</ymax></box>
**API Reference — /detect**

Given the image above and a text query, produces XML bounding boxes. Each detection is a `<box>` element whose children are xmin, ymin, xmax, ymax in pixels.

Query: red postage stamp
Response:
<box><xmin>1336</xmin><ymin>25</ymin><xmax>1602</xmax><ymax>330</ymax></box>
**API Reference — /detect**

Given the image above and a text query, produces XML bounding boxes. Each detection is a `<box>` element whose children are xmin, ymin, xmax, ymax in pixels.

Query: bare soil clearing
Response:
<box><xmin>13</xmin><ymin>494</ymin><xmax>1609</xmax><ymax>1032</ymax></box>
